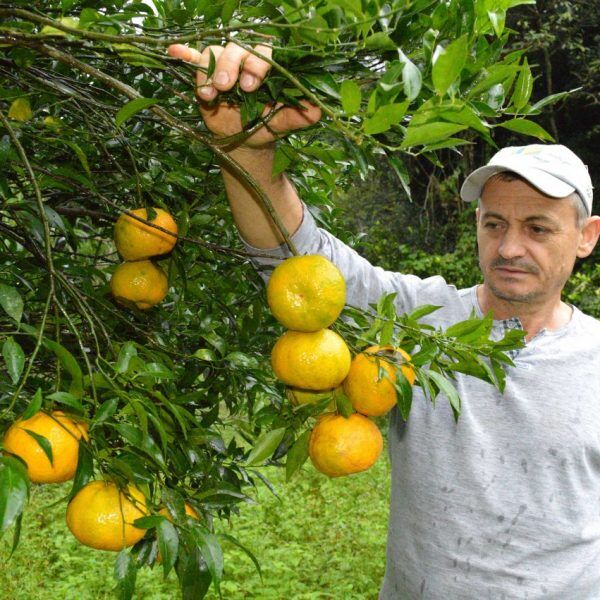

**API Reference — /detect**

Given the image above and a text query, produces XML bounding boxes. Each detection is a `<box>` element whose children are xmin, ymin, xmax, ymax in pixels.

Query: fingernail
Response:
<box><xmin>241</xmin><ymin>73</ymin><xmax>256</xmax><ymax>90</ymax></box>
<box><xmin>213</xmin><ymin>71</ymin><xmax>229</xmax><ymax>86</ymax></box>
<box><xmin>199</xmin><ymin>85</ymin><xmax>216</xmax><ymax>99</ymax></box>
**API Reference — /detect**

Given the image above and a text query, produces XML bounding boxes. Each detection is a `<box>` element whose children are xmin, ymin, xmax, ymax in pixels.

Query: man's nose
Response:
<box><xmin>497</xmin><ymin>229</ymin><xmax>527</xmax><ymax>259</ymax></box>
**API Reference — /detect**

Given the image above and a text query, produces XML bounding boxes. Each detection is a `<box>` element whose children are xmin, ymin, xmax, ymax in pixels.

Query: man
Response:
<box><xmin>168</xmin><ymin>43</ymin><xmax>600</xmax><ymax>598</ymax></box>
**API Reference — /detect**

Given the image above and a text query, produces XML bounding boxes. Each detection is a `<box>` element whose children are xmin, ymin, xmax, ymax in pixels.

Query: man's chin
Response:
<box><xmin>486</xmin><ymin>281</ymin><xmax>542</xmax><ymax>304</ymax></box>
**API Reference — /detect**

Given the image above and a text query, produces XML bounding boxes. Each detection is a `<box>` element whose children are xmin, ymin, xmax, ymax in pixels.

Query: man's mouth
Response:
<box><xmin>491</xmin><ymin>260</ymin><xmax>538</xmax><ymax>275</ymax></box>
<box><xmin>495</xmin><ymin>267</ymin><xmax>529</xmax><ymax>274</ymax></box>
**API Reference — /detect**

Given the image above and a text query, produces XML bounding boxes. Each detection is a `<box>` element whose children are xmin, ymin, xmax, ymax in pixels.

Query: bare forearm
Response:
<box><xmin>220</xmin><ymin>145</ymin><xmax>303</xmax><ymax>249</ymax></box>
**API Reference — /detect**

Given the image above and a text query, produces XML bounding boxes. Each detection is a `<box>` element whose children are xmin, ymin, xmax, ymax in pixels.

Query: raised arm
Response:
<box><xmin>167</xmin><ymin>42</ymin><xmax>321</xmax><ymax>249</ymax></box>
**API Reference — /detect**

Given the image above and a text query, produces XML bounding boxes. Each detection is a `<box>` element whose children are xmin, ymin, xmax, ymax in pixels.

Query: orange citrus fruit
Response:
<box><xmin>267</xmin><ymin>255</ymin><xmax>346</xmax><ymax>331</ymax></box>
<box><xmin>343</xmin><ymin>345</ymin><xmax>416</xmax><ymax>417</ymax></box>
<box><xmin>66</xmin><ymin>480</ymin><xmax>149</xmax><ymax>551</ymax></box>
<box><xmin>271</xmin><ymin>329</ymin><xmax>351</xmax><ymax>390</ymax></box>
<box><xmin>114</xmin><ymin>207</ymin><xmax>178</xmax><ymax>261</ymax></box>
<box><xmin>309</xmin><ymin>413</ymin><xmax>383</xmax><ymax>477</ymax></box>
<box><xmin>110</xmin><ymin>260</ymin><xmax>168</xmax><ymax>310</ymax></box>
<box><xmin>2</xmin><ymin>410</ymin><xmax>88</xmax><ymax>483</ymax></box>
<box><xmin>158</xmin><ymin>503</ymin><xmax>200</xmax><ymax>522</ymax></box>
<box><xmin>286</xmin><ymin>386</ymin><xmax>340</xmax><ymax>410</ymax></box>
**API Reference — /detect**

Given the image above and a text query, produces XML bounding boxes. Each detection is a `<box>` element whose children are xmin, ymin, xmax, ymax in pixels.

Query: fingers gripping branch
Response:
<box><xmin>167</xmin><ymin>43</ymin><xmax>272</xmax><ymax>101</ymax></box>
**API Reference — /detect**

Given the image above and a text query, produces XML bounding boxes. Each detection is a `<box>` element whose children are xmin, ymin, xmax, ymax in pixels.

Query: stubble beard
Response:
<box><xmin>485</xmin><ymin>279</ymin><xmax>544</xmax><ymax>304</ymax></box>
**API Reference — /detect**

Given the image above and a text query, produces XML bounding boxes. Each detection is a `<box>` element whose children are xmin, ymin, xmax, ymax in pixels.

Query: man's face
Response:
<box><xmin>477</xmin><ymin>177</ymin><xmax>585</xmax><ymax>305</ymax></box>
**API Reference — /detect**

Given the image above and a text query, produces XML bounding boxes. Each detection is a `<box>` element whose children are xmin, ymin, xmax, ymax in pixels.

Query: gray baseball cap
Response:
<box><xmin>460</xmin><ymin>144</ymin><xmax>593</xmax><ymax>215</ymax></box>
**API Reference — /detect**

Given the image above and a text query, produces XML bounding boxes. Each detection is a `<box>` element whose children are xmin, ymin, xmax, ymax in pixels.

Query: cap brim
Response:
<box><xmin>460</xmin><ymin>164</ymin><xmax>576</xmax><ymax>202</ymax></box>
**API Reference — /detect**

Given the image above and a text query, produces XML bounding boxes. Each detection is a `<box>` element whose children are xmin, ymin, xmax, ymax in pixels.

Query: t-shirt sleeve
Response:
<box><xmin>241</xmin><ymin>203</ymin><xmax>460</xmax><ymax>316</ymax></box>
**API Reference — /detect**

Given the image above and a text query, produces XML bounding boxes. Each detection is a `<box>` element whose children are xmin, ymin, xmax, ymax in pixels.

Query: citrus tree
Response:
<box><xmin>0</xmin><ymin>1</ymin><xmax>555</xmax><ymax>597</ymax></box>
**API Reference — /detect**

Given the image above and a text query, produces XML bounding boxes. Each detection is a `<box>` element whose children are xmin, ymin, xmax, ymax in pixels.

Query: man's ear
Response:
<box><xmin>577</xmin><ymin>216</ymin><xmax>600</xmax><ymax>258</ymax></box>
<box><xmin>475</xmin><ymin>206</ymin><xmax>480</xmax><ymax>223</ymax></box>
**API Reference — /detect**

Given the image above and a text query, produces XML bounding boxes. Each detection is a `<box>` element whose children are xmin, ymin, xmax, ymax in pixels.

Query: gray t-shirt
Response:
<box><xmin>244</xmin><ymin>206</ymin><xmax>600</xmax><ymax>599</ymax></box>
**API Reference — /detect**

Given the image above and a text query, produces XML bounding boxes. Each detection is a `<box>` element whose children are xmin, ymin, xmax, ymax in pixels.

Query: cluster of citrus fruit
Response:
<box><xmin>267</xmin><ymin>255</ymin><xmax>415</xmax><ymax>478</ymax></box>
<box><xmin>2</xmin><ymin>410</ymin><xmax>199</xmax><ymax>552</ymax></box>
<box><xmin>110</xmin><ymin>208</ymin><xmax>178</xmax><ymax>310</ymax></box>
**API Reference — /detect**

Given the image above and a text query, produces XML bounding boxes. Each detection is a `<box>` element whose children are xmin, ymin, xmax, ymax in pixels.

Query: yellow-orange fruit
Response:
<box><xmin>114</xmin><ymin>207</ymin><xmax>178</xmax><ymax>261</ymax></box>
<box><xmin>343</xmin><ymin>345</ymin><xmax>415</xmax><ymax>417</ymax></box>
<box><xmin>267</xmin><ymin>255</ymin><xmax>346</xmax><ymax>332</ymax></box>
<box><xmin>271</xmin><ymin>329</ymin><xmax>351</xmax><ymax>390</ymax></box>
<box><xmin>309</xmin><ymin>413</ymin><xmax>383</xmax><ymax>477</ymax></box>
<box><xmin>66</xmin><ymin>480</ymin><xmax>149</xmax><ymax>551</ymax></box>
<box><xmin>110</xmin><ymin>260</ymin><xmax>168</xmax><ymax>310</ymax></box>
<box><xmin>3</xmin><ymin>411</ymin><xmax>87</xmax><ymax>483</ymax></box>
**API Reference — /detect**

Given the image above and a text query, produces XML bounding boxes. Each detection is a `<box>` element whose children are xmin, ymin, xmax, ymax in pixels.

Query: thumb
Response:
<box><xmin>263</xmin><ymin>101</ymin><xmax>322</xmax><ymax>135</ymax></box>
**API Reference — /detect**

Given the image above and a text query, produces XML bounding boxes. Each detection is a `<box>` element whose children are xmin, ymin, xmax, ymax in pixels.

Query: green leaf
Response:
<box><xmin>8</xmin><ymin>512</ymin><xmax>23</xmax><ymax>558</ymax></box>
<box><xmin>196</xmin><ymin>530</ymin><xmax>224</xmax><ymax>593</ymax></box>
<box><xmin>467</xmin><ymin>65</ymin><xmax>520</xmax><ymax>98</ymax></box>
<box><xmin>285</xmin><ymin>430</ymin><xmax>311</xmax><ymax>481</ymax></box>
<box><xmin>0</xmin><ymin>284</ymin><xmax>24</xmax><ymax>323</ymax></box>
<box><xmin>376</xmin><ymin>292</ymin><xmax>398</xmax><ymax>318</ymax></box>
<box><xmin>175</xmin><ymin>545</ymin><xmax>211</xmax><ymax>600</ymax></box>
<box><xmin>2</xmin><ymin>337</ymin><xmax>24</xmax><ymax>384</ymax></box>
<box><xmin>225</xmin><ymin>352</ymin><xmax>259</xmax><ymax>369</ymax></box>
<box><xmin>245</xmin><ymin>428</ymin><xmax>287</xmax><ymax>466</ymax></box>
<box><xmin>47</xmin><ymin>391</ymin><xmax>84</xmax><ymax>413</ymax></box>
<box><xmin>21</xmin><ymin>388</ymin><xmax>42</xmax><ymax>420</ymax></box>
<box><xmin>394</xmin><ymin>370</ymin><xmax>413</xmax><ymax>421</ymax></box>
<box><xmin>487</xmin><ymin>83</ymin><xmax>505</xmax><ymax>110</ymax></box>
<box><xmin>335</xmin><ymin>392</ymin><xmax>354</xmax><ymax>418</ymax></box>
<box><xmin>497</xmin><ymin>118</ymin><xmax>554</xmax><ymax>141</ymax></box>
<box><xmin>114</xmin><ymin>549</ymin><xmax>137</xmax><ymax>600</ymax></box>
<box><xmin>379</xmin><ymin>320</ymin><xmax>394</xmax><ymax>346</ymax></box>
<box><xmin>0</xmin><ymin>456</ymin><xmax>30</xmax><ymax>536</ymax></box>
<box><xmin>219</xmin><ymin>533</ymin><xmax>263</xmax><ymax>579</ymax></box>
<box><xmin>221</xmin><ymin>0</ymin><xmax>237</xmax><ymax>22</ymax></box>
<box><xmin>407</xmin><ymin>305</ymin><xmax>442</xmax><ymax>321</ymax></box>
<box><xmin>301</xmin><ymin>74</ymin><xmax>340</xmax><ymax>99</ymax></box>
<box><xmin>113</xmin><ymin>45</ymin><xmax>165</xmax><ymax>69</ymax></box>
<box><xmin>527</xmin><ymin>89</ymin><xmax>576</xmax><ymax>114</ymax></box>
<box><xmin>92</xmin><ymin>398</ymin><xmax>119</xmax><ymax>426</ymax></box>
<box><xmin>364</xmin><ymin>32</ymin><xmax>397</xmax><ymax>51</ymax></box>
<box><xmin>432</xmin><ymin>35</ymin><xmax>469</xmax><ymax>96</ymax></box>
<box><xmin>401</xmin><ymin>122</ymin><xmax>468</xmax><ymax>148</ymax></box>
<box><xmin>207</xmin><ymin>48</ymin><xmax>216</xmax><ymax>79</ymax></box>
<box><xmin>193</xmin><ymin>348</ymin><xmax>217</xmax><ymax>362</ymax></box>
<box><xmin>115</xmin><ymin>98</ymin><xmax>158</xmax><ymax>128</ymax></box>
<box><xmin>142</xmin><ymin>362</ymin><xmax>174</xmax><ymax>379</ymax></box>
<box><xmin>445</xmin><ymin>314</ymin><xmax>492</xmax><ymax>342</ymax></box>
<box><xmin>43</xmin><ymin>339</ymin><xmax>83</xmax><ymax>398</ymax></box>
<box><xmin>133</xmin><ymin>515</ymin><xmax>165</xmax><ymax>529</ymax></box>
<box><xmin>363</xmin><ymin>102</ymin><xmax>408</xmax><ymax>135</ymax></box>
<box><xmin>340</xmin><ymin>80</ymin><xmax>361</xmax><ymax>116</ymax></box>
<box><xmin>272</xmin><ymin>144</ymin><xmax>297</xmax><ymax>178</ymax></box>
<box><xmin>488</xmin><ymin>9</ymin><xmax>506</xmax><ymax>37</ymax></box>
<box><xmin>60</xmin><ymin>139</ymin><xmax>92</xmax><ymax>179</ymax></box>
<box><xmin>399</xmin><ymin>53</ymin><xmax>422</xmax><ymax>101</ymax></box>
<box><xmin>157</xmin><ymin>519</ymin><xmax>179</xmax><ymax>577</ymax></box>
<box><xmin>70</xmin><ymin>442</ymin><xmax>93</xmax><ymax>498</ymax></box>
<box><xmin>427</xmin><ymin>370</ymin><xmax>461</xmax><ymax>421</ymax></box>
<box><xmin>511</xmin><ymin>58</ymin><xmax>533</xmax><ymax>110</ymax></box>
<box><xmin>23</xmin><ymin>429</ymin><xmax>53</xmax><ymax>465</ymax></box>
<box><xmin>8</xmin><ymin>98</ymin><xmax>32</xmax><ymax>122</ymax></box>
<box><xmin>386</xmin><ymin>154</ymin><xmax>411</xmax><ymax>200</ymax></box>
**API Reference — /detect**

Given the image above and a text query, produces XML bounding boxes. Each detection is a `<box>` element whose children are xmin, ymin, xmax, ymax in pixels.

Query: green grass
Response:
<box><xmin>1</xmin><ymin>455</ymin><xmax>390</xmax><ymax>599</ymax></box>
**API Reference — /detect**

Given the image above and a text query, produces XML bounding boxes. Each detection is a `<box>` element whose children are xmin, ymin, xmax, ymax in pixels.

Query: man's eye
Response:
<box><xmin>484</xmin><ymin>222</ymin><xmax>499</xmax><ymax>230</ymax></box>
<box><xmin>530</xmin><ymin>226</ymin><xmax>547</xmax><ymax>234</ymax></box>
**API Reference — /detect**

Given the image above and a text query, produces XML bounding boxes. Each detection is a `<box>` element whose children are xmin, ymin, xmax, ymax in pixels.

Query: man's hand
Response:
<box><xmin>167</xmin><ymin>42</ymin><xmax>321</xmax><ymax>148</ymax></box>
